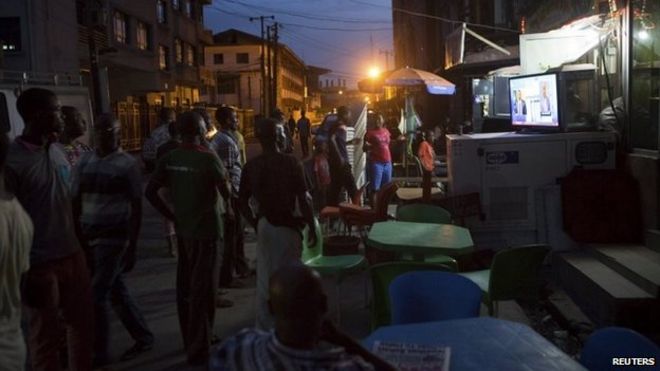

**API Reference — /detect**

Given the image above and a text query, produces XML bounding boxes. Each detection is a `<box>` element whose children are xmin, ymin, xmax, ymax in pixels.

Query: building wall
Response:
<box><xmin>1</xmin><ymin>0</ymin><xmax>79</xmax><ymax>74</ymax></box>
<box><xmin>204</xmin><ymin>44</ymin><xmax>263</xmax><ymax>111</ymax></box>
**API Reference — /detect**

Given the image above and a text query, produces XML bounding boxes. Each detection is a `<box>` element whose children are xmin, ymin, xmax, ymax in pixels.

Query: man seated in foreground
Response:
<box><xmin>210</xmin><ymin>264</ymin><xmax>395</xmax><ymax>370</ymax></box>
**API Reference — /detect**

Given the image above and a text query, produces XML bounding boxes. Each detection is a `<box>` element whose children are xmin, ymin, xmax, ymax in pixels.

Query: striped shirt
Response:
<box><xmin>210</xmin><ymin>329</ymin><xmax>375</xmax><ymax>371</ymax></box>
<box><xmin>211</xmin><ymin>130</ymin><xmax>242</xmax><ymax>193</ymax></box>
<box><xmin>72</xmin><ymin>149</ymin><xmax>142</xmax><ymax>245</ymax></box>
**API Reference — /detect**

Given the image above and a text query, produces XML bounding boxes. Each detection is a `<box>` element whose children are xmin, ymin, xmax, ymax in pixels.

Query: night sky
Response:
<box><xmin>204</xmin><ymin>0</ymin><xmax>394</xmax><ymax>87</ymax></box>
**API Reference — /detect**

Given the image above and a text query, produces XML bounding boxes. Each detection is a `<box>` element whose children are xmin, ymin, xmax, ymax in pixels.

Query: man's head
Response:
<box><xmin>192</xmin><ymin>108</ymin><xmax>213</xmax><ymax>133</ymax></box>
<box><xmin>516</xmin><ymin>90</ymin><xmax>523</xmax><ymax>101</ymax></box>
<box><xmin>216</xmin><ymin>106</ymin><xmax>238</xmax><ymax>131</ymax></box>
<box><xmin>257</xmin><ymin>117</ymin><xmax>285</xmax><ymax>151</ymax></box>
<box><xmin>337</xmin><ymin>106</ymin><xmax>350</xmax><ymax>123</ymax></box>
<box><xmin>268</xmin><ymin>264</ymin><xmax>327</xmax><ymax>344</ymax></box>
<box><xmin>159</xmin><ymin>107</ymin><xmax>176</xmax><ymax>126</ymax></box>
<box><xmin>271</xmin><ymin>108</ymin><xmax>285</xmax><ymax>123</ymax></box>
<box><xmin>178</xmin><ymin>111</ymin><xmax>206</xmax><ymax>143</ymax></box>
<box><xmin>61</xmin><ymin>106</ymin><xmax>86</xmax><ymax>140</ymax></box>
<box><xmin>367</xmin><ymin>110</ymin><xmax>384</xmax><ymax>129</ymax></box>
<box><xmin>421</xmin><ymin>129</ymin><xmax>434</xmax><ymax>143</ymax></box>
<box><xmin>94</xmin><ymin>113</ymin><xmax>121</xmax><ymax>154</ymax></box>
<box><xmin>301</xmin><ymin>109</ymin><xmax>306</xmax><ymax>118</ymax></box>
<box><xmin>16</xmin><ymin>88</ymin><xmax>64</xmax><ymax>142</ymax></box>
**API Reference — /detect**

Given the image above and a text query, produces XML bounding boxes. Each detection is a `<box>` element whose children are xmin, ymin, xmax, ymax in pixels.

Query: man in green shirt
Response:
<box><xmin>145</xmin><ymin>111</ymin><xmax>231</xmax><ymax>366</ymax></box>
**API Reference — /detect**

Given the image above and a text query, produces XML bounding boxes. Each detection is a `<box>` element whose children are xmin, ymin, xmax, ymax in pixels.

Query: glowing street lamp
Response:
<box><xmin>367</xmin><ymin>66</ymin><xmax>381</xmax><ymax>79</ymax></box>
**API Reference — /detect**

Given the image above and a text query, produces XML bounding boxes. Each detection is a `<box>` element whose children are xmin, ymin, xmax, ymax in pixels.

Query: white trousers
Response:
<box><xmin>255</xmin><ymin>218</ymin><xmax>303</xmax><ymax>330</ymax></box>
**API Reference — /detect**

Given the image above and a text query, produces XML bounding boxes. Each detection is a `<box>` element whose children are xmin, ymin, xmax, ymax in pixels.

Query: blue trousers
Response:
<box><xmin>91</xmin><ymin>244</ymin><xmax>153</xmax><ymax>363</ymax></box>
<box><xmin>369</xmin><ymin>161</ymin><xmax>393</xmax><ymax>191</ymax></box>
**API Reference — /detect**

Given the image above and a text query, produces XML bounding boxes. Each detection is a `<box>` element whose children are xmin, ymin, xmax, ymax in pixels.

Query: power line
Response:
<box><xmin>278</xmin><ymin>21</ymin><xmax>391</xmax><ymax>32</ymax></box>
<box><xmin>216</xmin><ymin>0</ymin><xmax>391</xmax><ymax>24</ymax></box>
<box><xmin>346</xmin><ymin>0</ymin><xmax>520</xmax><ymax>33</ymax></box>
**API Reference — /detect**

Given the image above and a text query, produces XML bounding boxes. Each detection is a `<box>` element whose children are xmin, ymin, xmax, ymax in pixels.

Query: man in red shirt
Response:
<box><xmin>364</xmin><ymin>111</ymin><xmax>393</xmax><ymax>194</ymax></box>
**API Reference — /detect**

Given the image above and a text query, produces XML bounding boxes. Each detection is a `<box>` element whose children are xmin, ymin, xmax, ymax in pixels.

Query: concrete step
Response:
<box><xmin>646</xmin><ymin>229</ymin><xmax>660</xmax><ymax>253</ymax></box>
<box><xmin>586</xmin><ymin>244</ymin><xmax>660</xmax><ymax>298</ymax></box>
<box><xmin>553</xmin><ymin>251</ymin><xmax>660</xmax><ymax>331</ymax></box>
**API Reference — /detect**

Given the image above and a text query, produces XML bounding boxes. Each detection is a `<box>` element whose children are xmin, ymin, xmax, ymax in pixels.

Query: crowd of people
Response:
<box><xmin>0</xmin><ymin>87</ymin><xmax>396</xmax><ymax>370</ymax></box>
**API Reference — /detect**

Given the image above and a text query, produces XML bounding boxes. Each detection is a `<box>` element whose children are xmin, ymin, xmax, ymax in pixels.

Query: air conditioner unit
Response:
<box><xmin>446</xmin><ymin>131</ymin><xmax>616</xmax><ymax>247</ymax></box>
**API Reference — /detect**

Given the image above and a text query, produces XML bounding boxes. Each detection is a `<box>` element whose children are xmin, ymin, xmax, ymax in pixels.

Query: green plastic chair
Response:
<box><xmin>395</xmin><ymin>203</ymin><xmax>458</xmax><ymax>268</ymax></box>
<box><xmin>459</xmin><ymin>244</ymin><xmax>550</xmax><ymax>316</ymax></box>
<box><xmin>396</xmin><ymin>203</ymin><xmax>452</xmax><ymax>224</ymax></box>
<box><xmin>302</xmin><ymin>218</ymin><xmax>367</xmax><ymax>323</ymax></box>
<box><xmin>368</xmin><ymin>261</ymin><xmax>455</xmax><ymax>330</ymax></box>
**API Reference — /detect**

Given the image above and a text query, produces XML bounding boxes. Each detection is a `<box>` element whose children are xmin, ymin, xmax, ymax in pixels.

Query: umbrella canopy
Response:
<box><xmin>385</xmin><ymin>67</ymin><xmax>456</xmax><ymax>95</ymax></box>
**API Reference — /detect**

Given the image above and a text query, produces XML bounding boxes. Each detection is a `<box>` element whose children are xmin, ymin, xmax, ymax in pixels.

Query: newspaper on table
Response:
<box><xmin>372</xmin><ymin>341</ymin><xmax>450</xmax><ymax>371</ymax></box>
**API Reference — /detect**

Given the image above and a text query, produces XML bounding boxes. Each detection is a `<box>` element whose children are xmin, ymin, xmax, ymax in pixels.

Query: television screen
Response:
<box><xmin>509</xmin><ymin>73</ymin><xmax>559</xmax><ymax>129</ymax></box>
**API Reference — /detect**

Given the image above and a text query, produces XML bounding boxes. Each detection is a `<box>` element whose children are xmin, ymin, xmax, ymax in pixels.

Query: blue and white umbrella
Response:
<box><xmin>385</xmin><ymin>67</ymin><xmax>456</xmax><ymax>95</ymax></box>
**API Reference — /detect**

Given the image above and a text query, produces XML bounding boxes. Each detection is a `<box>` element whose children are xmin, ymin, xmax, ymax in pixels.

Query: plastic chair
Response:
<box><xmin>302</xmin><ymin>218</ymin><xmax>367</xmax><ymax>323</ymax></box>
<box><xmin>580</xmin><ymin>327</ymin><xmax>660</xmax><ymax>371</ymax></box>
<box><xmin>389</xmin><ymin>271</ymin><xmax>482</xmax><ymax>325</ymax></box>
<box><xmin>395</xmin><ymin>204</ymin><xmax>457</xmax><ymax>268</ymax></box>
<box><xmin>320</xmin><ymin>182</ymin><xmax>368</xmax><ymax>234</ymax></box>
<box><xmin>339</xmin><ymin>181</ymin><xmax>399</xmax><ymax>238</ymax></box>
<box><xmin>459</xmin><ymin>244</ymin><xmax>549</xmax><ymax>316</ymax></box>
<box><xmin>369</xmin><ymin>262</ymin><xmax>455</xmax><ymax>330</ymax></box>
<box><xmin>396</xmin><ymin>203</ymin><xmax>452</xmax><ymax>224</ymax></box>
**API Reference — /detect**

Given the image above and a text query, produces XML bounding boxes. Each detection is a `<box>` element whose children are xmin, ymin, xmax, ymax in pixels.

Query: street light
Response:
<box><xmin>368</xmin><ymin>66</ymin><xmax>381</xmax><ymax>79</ymax></box>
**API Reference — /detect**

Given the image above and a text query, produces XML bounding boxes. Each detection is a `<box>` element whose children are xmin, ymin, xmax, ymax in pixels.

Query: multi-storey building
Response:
<box><xmin>204</xmin><ymin>28</ymin><xmax>307</xmax><ymax>115</ymax></box>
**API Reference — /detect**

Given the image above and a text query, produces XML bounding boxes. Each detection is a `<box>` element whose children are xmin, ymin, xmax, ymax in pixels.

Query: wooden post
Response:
<box><xmin>422</xmin><ymin>170</ymin><xmax>432</xmax><ymax>202</ymax></box>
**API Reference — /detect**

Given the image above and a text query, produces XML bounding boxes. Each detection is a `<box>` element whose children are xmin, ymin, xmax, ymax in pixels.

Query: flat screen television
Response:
<box><xmin>509</xmin><ymin>73</ymin><xmax>560</xmax><ymax>132</ymax></box>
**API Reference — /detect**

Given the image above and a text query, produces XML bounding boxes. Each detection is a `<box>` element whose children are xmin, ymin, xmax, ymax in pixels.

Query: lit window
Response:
<box><xmin>159</xmin><ymin>45</ymin><xmax>169</xmax><ymax>70</ymax></box>
<box><xmin>113</xmin><ymin>12</ymin><xmax>127</xmax><ymax>44</ymax></box>
<box><xmin>186</xmin><ymin>45</ymin><xmax>195</xmax><ymax>66</ymax></box>
<box><xmin>136</xmin><ymin>22</ymin><xmax>149</xmax><ymax>50</ymax></box>
<box><xmin>214</xmin><ymin>53</ymin><xmax>224</xmax><ymax>64</ymax></box>
<box><xmin>236</xmin><ymin>53</ymin><xmax>249</xmax><ymax>64</ymax></box>
<box><xmin>157</xmin><ymin>0</ymin><xmax>167</xmax><ymax>24</ymax></box>
<box><xmin>175</xmin><ymin>39</ymin><xmax>183</xmax><ymax>64</ymax></box>
<box><xmin>0</xmin><ymin>17</ymin><xmax>21</xmax><ymax>52</ymax></box>
<box><xmin>184</xmin><ymin>1</ymin><xmax>192</xmax><ymax>17</ymax></box>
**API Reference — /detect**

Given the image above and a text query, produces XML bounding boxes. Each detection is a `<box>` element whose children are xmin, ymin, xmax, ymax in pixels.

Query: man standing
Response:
<box><xmin>327</xmin><ymin>106</ymin><xmax>358</xmax><ymax>206</ymax></box>
<box><xmin>238</xmin><ymin>118</ymin><xmax>317</xmax><ymax>330</ymax></box>
<box><xmin>58</xmin><ymin>106</ymin><xmax>92</xmax><ymax>166</ymax></box>
<box><xmin>212</xmin><ymin>106</ymin><xmax>249</xmax><ymax>289</ymax></box>
<box><xmin>72</xmin><ymin>114</ymin><xmax>154</xmax><ymax>366</ymax></box>
<box><xmin>145</xmin><ymin>111</ymin><xmax>231</xmax><ymax>366</ymax></box>
<box><xmin>297</xmin><ymin>109</ymin><xmax>311</xmax><ymax>157</ymax></box>
<box><xmin>272</xmin><ymin>108</ymin><xmax>293</xmax><ymax>153</ymax></box>
<box><xmin>5</xmin><ymin>88</ymin><xmax>94</xmax><ymax>370</ymax></box>
<box><xmin>143</xmin><ymin>107</ymin><xmax>176</xmax><ymax>171</ymax></box>
<box><xmin>0</xmin><ymin>130</ymin><xmax>33</xmax><ymax>371</ymax></box>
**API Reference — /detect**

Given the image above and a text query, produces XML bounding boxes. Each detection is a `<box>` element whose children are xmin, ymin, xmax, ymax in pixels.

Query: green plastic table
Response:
<box><xmin>367</xmin><ymin>221</ymin><xmax>474</xmax><ymax>259</ymax></box>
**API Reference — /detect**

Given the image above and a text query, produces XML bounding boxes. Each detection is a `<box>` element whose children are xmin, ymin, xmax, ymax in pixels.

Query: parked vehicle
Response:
<box><xmin>0</xmin><ymin>70</ymin><xmax>94</xmax><ymax>142</ymax></box>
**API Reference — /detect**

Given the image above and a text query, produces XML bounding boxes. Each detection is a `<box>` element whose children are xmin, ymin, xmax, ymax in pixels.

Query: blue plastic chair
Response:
<box><xmin>580</xmin><ymin>327</ymin><xmax>660</xmax><ymax>371</ymax></box>
<box><xmin>389</xmin><ymin>271</ymin><xmax>483</xmax><ymax>325</ymax></box>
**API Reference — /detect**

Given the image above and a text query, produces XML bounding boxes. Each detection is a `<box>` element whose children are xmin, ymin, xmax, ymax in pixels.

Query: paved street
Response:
<box><xmin>106</xmin><ymin>139</ymin><xmax>529</xmax><ymax>370</ymax></box>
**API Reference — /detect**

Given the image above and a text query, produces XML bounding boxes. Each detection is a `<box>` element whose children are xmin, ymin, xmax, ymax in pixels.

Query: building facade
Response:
<box><xmin>204</xmin><ymin>29</ymin><xmax>307</xmax><ymax>115</ymax></box>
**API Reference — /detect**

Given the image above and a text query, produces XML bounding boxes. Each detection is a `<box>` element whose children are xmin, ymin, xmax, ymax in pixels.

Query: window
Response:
<box><xmin>159</xmin><ymin>45</ymin><xmax>169</xmax><ymax>70</ymax></box>
<box><xmin>213</xmin><ymin>53</ymin><xmax>224</xmax><ymax>64</ymax></box>
<box><xmin>174</xmin><ymin>39</ymin><xmax>183</xmax><ymax>64</ymax></box>
<box><xmin>217</xmin><ymin>77</ymin><xmax>237</xmax><ymax>94</ymax></box>
<box><xmin>236</xmin><ymin>52</ymin><xmax>249</xmax><ymax>64</ymax></box>
<box><xmin>0</xmin><ymin>18</ymin><xmax>21</xmax><ymax>51</ymax></box>
<box><xmin>157</xmin><ymin>0</ymin><xmax>167</xmax><ymax>24</ymax></box>
<box><xmin>186</xmin><ymin>44</ymin><xmax>195</xmax><ymax>66</ymax></box>
<box><xmin>136</xmin><ymin>22</ymin><xmax>150</xmax><ymax>50</ymax></box>
<box><xmin>630</xmin><ymin>0</ymin><xmax>660</xmax><ymax>150</ymax></box>
<box><xmin>113</xmin><ymin>11</ymin><xmax>127</xmax><ymax>44</ymax></box>
<box><xmin>184</xmin><ymin>1</ymin><xmax>192</xmax><ymax>17</ymax></box>
<box><xmin>172</xmin><ymin>0</ymin><xmax>179</xmax><ymax>11</ymax></box>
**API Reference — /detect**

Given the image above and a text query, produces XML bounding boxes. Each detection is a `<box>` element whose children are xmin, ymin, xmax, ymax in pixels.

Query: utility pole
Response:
<box><xmin>370</xmin><ymin>33</ymin><xmax>374</xmax><ymax>63</ymax></box>
<box><xmin>86</xmin><ymin>1</ymin><xmax>103</xmax><ymax>116</ymax></box>
<box><xmin>379</xmin><ymin>49</ymin><xmax>393</xmax><ymax>70</ymax></box>
<box><xmin>249</xmin><ymin>15</ymin><xmax>274</xmax><ymax>116</ymax></box>
<box><xmin>271</xmin><ymin>22</ymin><xmax>279</xmax><ymax>112</ymax></box>
<box><xmin>266</xmin><ymin>25</ymin><xmax>272</xmax><ymax>114</ymax></box>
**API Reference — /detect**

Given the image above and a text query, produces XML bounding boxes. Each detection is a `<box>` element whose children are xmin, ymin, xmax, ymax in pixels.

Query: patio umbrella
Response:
<box><xmin>384</xmin><ymin>67</ymin><xmax>455</xmax><ymax>200</ymax></box>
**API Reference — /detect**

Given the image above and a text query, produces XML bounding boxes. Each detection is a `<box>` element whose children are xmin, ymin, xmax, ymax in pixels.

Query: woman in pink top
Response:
<box><xmin>364</xmin><ymin>111</ymin><xmax>392</xmax><ymax>192</ymax></box>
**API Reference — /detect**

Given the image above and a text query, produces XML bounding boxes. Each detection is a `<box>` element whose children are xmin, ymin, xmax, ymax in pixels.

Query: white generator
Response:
<box><xmin>446</xmin><ymin>131</ymin><xmax>616</xmax><ymax>248</ymax></box>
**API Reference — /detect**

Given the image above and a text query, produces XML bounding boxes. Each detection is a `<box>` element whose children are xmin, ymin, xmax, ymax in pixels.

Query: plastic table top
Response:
<box><xmin>363</xmin><ymin>317</ymin><xmax>586</xmax><ymax>371</ymax></box>
<box><xmin>367</xmin><ymin>221</ymin><xmax>474</xmax><ymax>257</ymax></box>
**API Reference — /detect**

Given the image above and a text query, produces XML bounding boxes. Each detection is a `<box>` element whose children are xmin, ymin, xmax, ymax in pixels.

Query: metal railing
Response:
<box><xmin>0</xmin><ymin>70</ymin><xmax>84</xmax><ymax>87</ymax></box>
